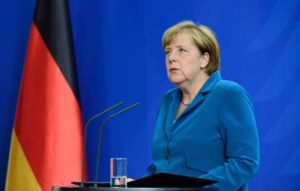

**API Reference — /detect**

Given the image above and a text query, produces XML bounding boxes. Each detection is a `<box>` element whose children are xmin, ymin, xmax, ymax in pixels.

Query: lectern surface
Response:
<box><xmin>52</xmin><ymin>187</ymin><xmax>217</xmax><ymax>191</ymax></box>
<box><xmin>57</xmin><ymin>173</ymin><xmax>217</xmax><ymax>191</ymax></box>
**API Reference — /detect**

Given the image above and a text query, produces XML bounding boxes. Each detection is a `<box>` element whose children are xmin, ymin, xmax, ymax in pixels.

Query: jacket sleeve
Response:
<box><xmin>200</xmin><ymin>85</ymin><xmax>260</xmax><ymax>191</ymax></box>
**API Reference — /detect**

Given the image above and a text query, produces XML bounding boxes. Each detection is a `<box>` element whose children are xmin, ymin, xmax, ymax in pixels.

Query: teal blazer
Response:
<box><xmin>146</xmin><ymin>71</ymin><xmax>260</xmax><ymax>191</ymax></box>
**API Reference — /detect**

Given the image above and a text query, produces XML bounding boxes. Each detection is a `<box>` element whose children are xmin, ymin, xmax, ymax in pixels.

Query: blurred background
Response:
<box><xmin>1</xmin><ymin>0</ymin><xmax>300</xmax><ymax>190</ymax></box>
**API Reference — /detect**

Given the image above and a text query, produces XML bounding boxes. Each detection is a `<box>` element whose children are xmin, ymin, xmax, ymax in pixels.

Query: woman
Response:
<box><xmin>145</xmin><ymin>21</ymin><xmax>260</xmax><ymax>191</ymax></box>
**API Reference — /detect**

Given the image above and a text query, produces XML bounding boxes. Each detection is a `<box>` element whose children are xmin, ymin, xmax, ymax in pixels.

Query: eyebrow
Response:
<box><xmin>165</xmin><ymin>45</ymin><xmax>188</xmax><ymax>49</ymax></box>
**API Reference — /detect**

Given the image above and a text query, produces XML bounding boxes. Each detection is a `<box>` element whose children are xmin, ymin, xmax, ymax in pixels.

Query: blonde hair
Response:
<box><xmin>162</xmin><ymin>21</ymin><xmax>220</xmax><ymax>75</ymax></box>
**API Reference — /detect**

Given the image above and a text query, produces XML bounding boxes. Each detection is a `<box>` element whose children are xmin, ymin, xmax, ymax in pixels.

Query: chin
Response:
<box><xmin>169</xmin><ymin>78</ymin><xmax>184</xmax><ymax>85</ymax></box>
<box><xmin>167</xmin><ymin>74</ymin><xmax>185</xmax><ymax>84</ymax></box>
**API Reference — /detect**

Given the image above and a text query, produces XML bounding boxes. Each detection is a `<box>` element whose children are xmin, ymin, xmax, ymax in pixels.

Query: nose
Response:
<box><xmin>166</xmin><ymin>51</ymin><xmax>176</xmax><ymax>64</ymax></box>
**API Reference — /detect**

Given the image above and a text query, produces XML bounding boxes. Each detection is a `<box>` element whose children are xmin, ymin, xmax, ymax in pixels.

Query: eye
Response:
<box><xmin>164</xmin><ymin>49</ymin><xmax>171</xmax><ymax>56</ymax></box>
<box><xmin>179</xmin><ymin>48</ymin><xmax>187</xmax><ymax>53</ymax></box>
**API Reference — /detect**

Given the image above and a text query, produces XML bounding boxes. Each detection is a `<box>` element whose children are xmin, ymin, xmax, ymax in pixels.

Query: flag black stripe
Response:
<box><xmin>33</xmin><ymin>0</ymin><xmax>80</xmax><ymax>102</ymax></box>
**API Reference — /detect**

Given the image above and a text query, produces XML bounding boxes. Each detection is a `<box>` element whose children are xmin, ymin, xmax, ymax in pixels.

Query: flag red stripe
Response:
<box><xmin>33</xmin><ymin>0</ymin><xmax>80</xmax><ymax>100</ymax></box>
<box><xmin>14</xmin><ymin>23</ymin><xmax>83</xmax><ymax>190</ymax></box>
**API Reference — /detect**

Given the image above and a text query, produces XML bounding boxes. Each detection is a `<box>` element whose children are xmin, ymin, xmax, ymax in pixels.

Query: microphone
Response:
<box><xmin>94</xmin><ymin>102</ymin><xmax>141</xmax><ymax>186</ymax></box>
<box><xmin>80</xmin><ymin>101</ymin><xmax>125</xmax><ymax>187</ymax></box>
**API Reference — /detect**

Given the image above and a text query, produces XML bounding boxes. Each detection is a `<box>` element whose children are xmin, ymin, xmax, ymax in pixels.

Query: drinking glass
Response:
<box><xmin>110</xmin><ymin>158</ymin><xmax>127</xmax><ymax>187</ymax></box>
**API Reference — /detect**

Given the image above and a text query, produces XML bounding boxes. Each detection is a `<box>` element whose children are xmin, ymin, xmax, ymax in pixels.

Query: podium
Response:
<box><xmin>52</xmin><ymin>173</ymin><xmax>217</xmax><ymax>191</ymax></box>
<box><xmin>52</xmin><ymin>187</ymin><xmax>217</xmax><ymax>191</ymax></box>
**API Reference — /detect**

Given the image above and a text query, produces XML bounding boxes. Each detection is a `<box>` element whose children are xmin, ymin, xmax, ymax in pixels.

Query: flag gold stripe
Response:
<box><xmin>5</xmin><ymin>130</ymin><xmax>41</xmax><ymax>191</ymax></box>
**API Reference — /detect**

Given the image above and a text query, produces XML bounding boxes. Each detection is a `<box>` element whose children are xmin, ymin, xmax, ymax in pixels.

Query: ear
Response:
<box><xmin>200</xmin><ymin>52</ymin><xmax>210</xmax><ymax>69</ymax></box>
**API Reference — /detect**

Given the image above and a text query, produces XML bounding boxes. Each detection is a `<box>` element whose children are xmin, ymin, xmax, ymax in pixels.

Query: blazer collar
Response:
<box><xmin>198</xmin><ymin>71</ymin><xmax>222</xmax><ymax>94</ymax></box>
<box><xmin>173</xmin><ymin>71</ymin><xmax>222</xmax><ymax>120</ymax></box>
<box><xmin>165</xmin><ymin>71</ymin><xmax>222</xmax><ymax>135</ymax></box>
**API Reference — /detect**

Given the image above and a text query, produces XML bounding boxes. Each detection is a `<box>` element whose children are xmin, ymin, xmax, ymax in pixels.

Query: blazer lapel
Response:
<box><xmin>178</xmin><ymin>71</ymin><xmax>222</xmax><ymax>120</ymax></box>
<box><xmin>165</xmin><ymin>89</ymin><xmax>180</xmax><ymax>136</ymax></box>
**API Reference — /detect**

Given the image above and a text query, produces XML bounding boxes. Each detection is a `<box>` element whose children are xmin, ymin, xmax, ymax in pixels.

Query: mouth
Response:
<box><xmin>169</xmin><ymin>68</ymin><xmax>180</xmax><ymax>73</ymax></box>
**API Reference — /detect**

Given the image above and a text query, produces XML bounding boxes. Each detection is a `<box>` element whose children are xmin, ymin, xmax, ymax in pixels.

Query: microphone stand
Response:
<box><xmin>80</xmin><ymin>101</ymin><xmax>125</xmax><ymax>187</ymax></box>
<box><xmin>94</xmin><ymin>102</ymin><xmax>140</xmax><ymax>187</ymax></box>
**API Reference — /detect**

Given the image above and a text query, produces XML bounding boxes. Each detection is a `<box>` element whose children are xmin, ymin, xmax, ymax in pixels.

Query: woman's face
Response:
<box><xmin>164</xmin><ymin>33</ymin><xmax>208</xmax><ymax>86</ymax></box>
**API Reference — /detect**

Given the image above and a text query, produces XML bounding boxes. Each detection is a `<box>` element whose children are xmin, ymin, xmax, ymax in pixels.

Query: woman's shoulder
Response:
<box><xmin>215</xmin><ymin>80</ymin><xmax>255</xmax><ymax>113</ymax></box>
<box><xmin>214</xmin><ymin>80</ymin><xmax>249</xmax><ymax>97</ymax></box>
<box><xmin>163</xmin><ymin>87</ymin><xmax>179</xmax><ymax>97</ymax></box>
<box><xmin>158</xmin><ymin>87</ymin><xmax>180</xmax><ymax>105</ymax></box>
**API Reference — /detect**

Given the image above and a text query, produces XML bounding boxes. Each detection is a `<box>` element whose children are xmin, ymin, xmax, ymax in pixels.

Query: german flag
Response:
<box><xmin>5</xmin><ymin>0</ymin><xmax>84</xmax><ymax>190</ymax></box>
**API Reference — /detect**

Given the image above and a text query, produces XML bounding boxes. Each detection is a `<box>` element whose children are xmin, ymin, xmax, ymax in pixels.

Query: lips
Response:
<box><xmin>170</xmin><ymin>68</ymin><xmax>179</xmax><ymax>73</ymax></box>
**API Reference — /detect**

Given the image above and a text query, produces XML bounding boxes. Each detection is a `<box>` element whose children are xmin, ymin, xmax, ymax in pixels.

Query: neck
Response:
<box><xmin>179</xmin><ymin>74</ymin><xmax>209</xmax><ymax>105</ymax></box>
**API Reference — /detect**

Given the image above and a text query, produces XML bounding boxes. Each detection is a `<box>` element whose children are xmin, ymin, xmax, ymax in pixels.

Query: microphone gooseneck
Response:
<box><xmin>80</xmin><ymin>101</ymin><xmax>125</xmax><ymax>187</ymax></box>
<box><xmin>94</xmin><ymin>102</ymin><xmax>140</xmax><ymax>186</ymax></box>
